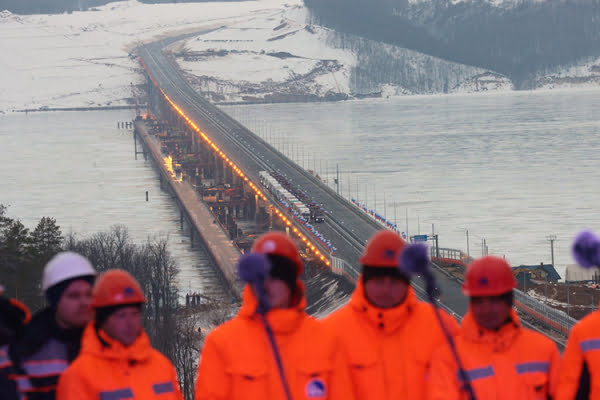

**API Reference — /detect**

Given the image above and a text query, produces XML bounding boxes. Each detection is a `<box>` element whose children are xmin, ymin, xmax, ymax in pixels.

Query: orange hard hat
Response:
<box><xmin>91</xmin><ymin>269</ymin><xmax>146</xmax><ymax>308</ymax></box>
<box><xmin>359</xmin><ymin>230</ymin><xmax>406</xmax><ymax>268</ymax></box>
<box><xmin>252</xmin><ymin>231</ymin><xmax>303</xmax><ymax>276</ymax></box>
<box><xmin>462</xmin><ymin>256</ymin><xmax>517</xmax><ymax>296</ymax></box>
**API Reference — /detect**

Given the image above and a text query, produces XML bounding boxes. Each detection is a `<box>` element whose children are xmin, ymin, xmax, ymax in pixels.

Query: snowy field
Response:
<box><xmin>1</xmin><ymin>0</ymin><xmax>599</xmax><ymax>114</ymax></box>
<box><xmin>0</xmin><ymin>0</ymin><xmax>296</xmax><ymax>113</ymax></box>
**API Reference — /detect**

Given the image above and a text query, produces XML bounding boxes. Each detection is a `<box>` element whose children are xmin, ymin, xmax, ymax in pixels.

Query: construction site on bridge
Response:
<box><xmin>132</xmin><ymin>68</ymin><xmax>596</xmax><ymax>351</ymax></box>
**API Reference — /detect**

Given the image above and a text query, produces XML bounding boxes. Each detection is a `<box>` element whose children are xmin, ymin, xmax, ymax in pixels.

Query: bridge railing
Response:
<box><xmin>513</xmin><ymin>288</ymin><xmax>576</xmax><ymax>335</ymax></box>
<box><xmin>430</xmin><ymin>247</ymin><xmax>472</xmax><ymax>267</ymax></box>
<box><xmin>331</xmin><ymin>256</ymin><xmax>360</xmax><ymax>282</ymax></box>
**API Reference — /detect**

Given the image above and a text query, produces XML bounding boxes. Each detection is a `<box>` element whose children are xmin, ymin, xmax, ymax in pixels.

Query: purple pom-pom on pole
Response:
<box><xmin>572</xmin><ymin>230</ymin><xmax>600</xmax><ymax>269</ymax></box>
<box><xmin>400</xmin><ymin>242</ymin><xmax>430</xmax><ymax>276</ymax></box>
<box><xmin>237</xmin><ymin>253</ymin><xmax>271</xmax><ymax>283</ymax></box>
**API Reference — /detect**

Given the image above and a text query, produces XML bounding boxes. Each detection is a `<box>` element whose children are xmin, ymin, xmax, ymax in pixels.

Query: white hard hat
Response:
<box><xmin>42</xmin><ymin>252</ymin><xmax>96</xmax><ymax>292</ymax></box>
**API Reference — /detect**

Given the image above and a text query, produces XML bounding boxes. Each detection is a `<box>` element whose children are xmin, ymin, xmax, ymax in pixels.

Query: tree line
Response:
<box><xmin>304</xmin><ymin>0</ymin><xmax>600</xmax><ymax>88</ymax></box>
<box><xmin>0</xmin><ymin>204</ymin><xmax>212</xmax><ymax>399</ymax></box>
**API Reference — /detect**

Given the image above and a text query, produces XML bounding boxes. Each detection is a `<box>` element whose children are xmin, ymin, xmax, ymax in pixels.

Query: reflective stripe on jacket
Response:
<box><xmin>429</xmin><ymin>309</ymin><xmax>560</xmax><ymax>400</ymax></box>
<box><xmin>1</xmin><ymin>308</ymin><xmax>77</xmax><ymax>400</ymax></box>
<box><xmin>0</xmin><ymin>345</ymin><xmax>19</xmax><ymax>400</ymax></box>
<box><xmin>322</xmin><ymin>279</ymin><xmax>458</xmax><ymax>400</ymax></box>
<box><xmin>556</xmin><ymin>309</ymin><xmax>600</xmax><ymax>399</ymax></box>
<box><xmin>195</xmin><ymin>282</ymin><xmax>355</xmax><ymax>400</ymax></box>
<box><xmin>56</xmin><ymin>324</ymin><xmax>182</xmax><ymax>400</ymax></box>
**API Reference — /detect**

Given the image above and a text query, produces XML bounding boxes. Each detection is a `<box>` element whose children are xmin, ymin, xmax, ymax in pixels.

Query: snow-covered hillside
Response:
<box><xmin>171</xmin><ymin>4</ymin><xmax>355</xmax><ymax>103</ymax></box>
<box><xmin>0</xmin><ymin>0</ymin><xmax>293</xmax><ymax>113</ymax></box>
<box><xmin>534</xmin><ymin>57</ymin><xmax>600</xmax><ymax>90</ymax></box>
<box><xmin>174</xmin><ymin>4</ymin><xmax>514</xmax><ymax>103</ymax></box>
<box><xmin>0</xmin><ymin>0</ymin><xmax>598</xmax><ymax>113</ymax></box>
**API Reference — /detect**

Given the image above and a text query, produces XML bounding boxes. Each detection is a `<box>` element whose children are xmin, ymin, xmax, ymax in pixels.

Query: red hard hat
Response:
<box><xmin>359</xmin><ymin>230</ymin><xmax>406</xmax><ymax>268</ymax></box>
<box><xmin>462</xmin><ymin>256</ymin><xmax>517</xmax><ymax>296</ymax></box>
<box><xmin>92</xmin><ymin>269</ymin><xmax>146</xmax><ymax>308</ymax></box>
<box><xmin>252</xmin><ymin>231</ymin><xmax>303</xmax><ymax>276</ymax></box>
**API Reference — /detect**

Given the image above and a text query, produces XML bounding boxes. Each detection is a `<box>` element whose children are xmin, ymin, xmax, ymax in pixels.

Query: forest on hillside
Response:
<box><xmin>304</xmin><ymin>0</ymin><xmax>600</xmax><ymax>87</ymax></box>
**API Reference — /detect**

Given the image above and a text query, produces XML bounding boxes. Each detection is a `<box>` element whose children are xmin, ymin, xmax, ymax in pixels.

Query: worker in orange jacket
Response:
<box><xmin>195</xmin><ymin>231</ymin><xmax>355</xmax><ymax>400</ymax></box>
<box><xmin>322</xmin><ymin>230</ymin><xmax>458</xmax><ymax>400</ymax></box>
<box><xmin>428</xmin><ymin>256</ymin><xmax>560</xmax><ymax>400</ymax></box>
<box><xmin>555</xmin><ymin>229</ymin><xmax>600</xmax><ymax>399</ymax></box>
<box><xmin>56</xmin><ymin>269</ymin><xmax>182</xmax><ymax>400</ymax></box>
<box><xmin>556</xmin><ymin>309</ymin><xmax>600</xmax><ymax>399</ymax></box>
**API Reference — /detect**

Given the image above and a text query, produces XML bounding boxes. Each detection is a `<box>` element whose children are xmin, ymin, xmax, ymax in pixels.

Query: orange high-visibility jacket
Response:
<box><xmin>322</xmin><ymin>279</ymin><xmax>458</xmax><ymax>400</ymax></box>
<box><xmin>428</xmin><ymin>309</ymin><xmax>560</xmax><ymax>400</ymax></box>
<box><xmin>556</xmin><ymin>309</ymin><xmax>600</xmax><ymax>399</ymax></box>
<box><xmin>56</xmin><ymin>324</ymin><xmax>182</xmax><ymax>400</ymax></box>
<box><xmin>195</xmin><ymin>283</ymin><xmax>355</xmax><ymax>400</ymax></box>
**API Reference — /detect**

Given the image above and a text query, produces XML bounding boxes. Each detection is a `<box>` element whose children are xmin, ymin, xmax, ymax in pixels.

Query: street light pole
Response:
<box><xmin>466</xmin><ymin>230</ymin><xmax>470</xmax><ymax>258</ymax></box>
<box><xmin>336</xmin><ymin>163</ymin><xmax>340</xmax><ymax>195</ymax></box>
<box><xmin>547</xmin><ymin>234</ymin><xmax>557</xmax><ymax>267</ymax></box>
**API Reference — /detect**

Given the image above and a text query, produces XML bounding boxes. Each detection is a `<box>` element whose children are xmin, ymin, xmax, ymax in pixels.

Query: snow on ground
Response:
<box><xmin>173</xmin><ymin>2</ymin><xmax>517</xmax><ymax>102</ymax></box>
<box><xmin>173</xmin><ymin>2</ymin><xmax>356</xmax><ymax>103</ymax></box>
<box><xmin>534</xmin><ymin>57</ymin><xmax>600</xmax><ymax>90</ymax></box>
<box><xmin>0</xmin><ymin>0</ymin><xmax>295</xmax><ymax>114</ymax></box>
<box><xmin>1</xmin><ymin>0</ymin><xmax>599</xmax><ymax>114</ymax></box>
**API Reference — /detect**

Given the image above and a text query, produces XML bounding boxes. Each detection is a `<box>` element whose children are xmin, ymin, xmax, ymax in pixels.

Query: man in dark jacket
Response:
<box><xmin>0</xmin><ymin>252</ymin><xmax>96</xmax><ymax>400</ymax></box>
<box><xmin>0</xmin><ymin>285</ymin><xmax>31</xmax><ymax>400</ymax></box>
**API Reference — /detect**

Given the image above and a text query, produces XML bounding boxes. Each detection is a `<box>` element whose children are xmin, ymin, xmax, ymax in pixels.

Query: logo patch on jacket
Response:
<box><xmin>305</xmin><ymin>378</ymin><xmax>326</xmax><ymax>398</ymax></box>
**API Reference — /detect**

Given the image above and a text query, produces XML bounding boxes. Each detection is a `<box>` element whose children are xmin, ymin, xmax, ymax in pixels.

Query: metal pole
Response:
<box><xmin>348</xmin><ymin>171</ymin><xmax>351</xmax><ymax>199</ymax></box>
<box><xmin>466</xmin><ymin>230</ymin><xmax>470</xmax><ymax>258</ymax></box>
<box><xmin>336</xmin><ymin>163</ymin><xmax>340</xmax><ymax>195</ymax></box>
<box><xmin>384</xmin><ymin>193</ymin><xmax>387</xmax><ymax>221</ymax></box>
<box><xmin>374</xmin><ymin>185</ymin><xmax>377</xmax><ymax>214</ymax></box>
<box><xmin>567</xmin><ymin>278</ymin><xmax>570</xmax><ymax>316</ymax></box>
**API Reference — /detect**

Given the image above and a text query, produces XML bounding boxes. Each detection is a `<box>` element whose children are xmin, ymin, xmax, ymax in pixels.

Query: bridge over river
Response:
<box><xmin>135</xmin><ymin>35</ymin><xmax>575</xmax><ymax>347</ymax></box>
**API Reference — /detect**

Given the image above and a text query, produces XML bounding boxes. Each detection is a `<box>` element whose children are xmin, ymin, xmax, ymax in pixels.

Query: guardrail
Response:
<box><xmin>513</xmin><ymin>288</ymin><xmax>576</xmax><ymax>336</ymax></box>
<box><xmin>430</xmin><ymin>247</ymin><xmax>472</xmax><ymax>267</ymax></box>
<box><xmin>331</xmin><ymin>256</ymin><xmax>359</xmax><ymax>282</ymax></box>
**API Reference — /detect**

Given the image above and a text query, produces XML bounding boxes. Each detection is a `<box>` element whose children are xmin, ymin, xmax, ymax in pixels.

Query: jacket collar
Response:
<box><xmin>81</xmin><ymin>322</ymin><xmax>152</xmax><ymax>363</ymax></box>
<box><xmin>238</xmin><ymin>281</ymin><xmax>307</xmax><ymax>334</ymax></box>
<box><xmin>11</xmin><ymin>307</ymin><xmax>84</xmax><ymax>362</ymax></box>
<box><xmin>460</xmin><ymin>308</ymin><xmax>521</xmax><ymax>352</ymax></box>
<box><xmin>349</xmin><ymin>278</ymin><xmax>418</xmax><ymax>335</ymax></box>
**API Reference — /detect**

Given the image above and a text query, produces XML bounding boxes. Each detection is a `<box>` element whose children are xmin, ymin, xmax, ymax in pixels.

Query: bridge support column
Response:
<box><xmin>224</xmin><ymin>165</ymin><xmax>233</xmax><ymax>185</ymax></box>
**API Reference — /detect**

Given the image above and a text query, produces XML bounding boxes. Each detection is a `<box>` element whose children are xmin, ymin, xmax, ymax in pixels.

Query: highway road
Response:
<box><xmin>138</xmin><ymin>37</ymin><xmax>470</xmax><ymax>317</ymax></box>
